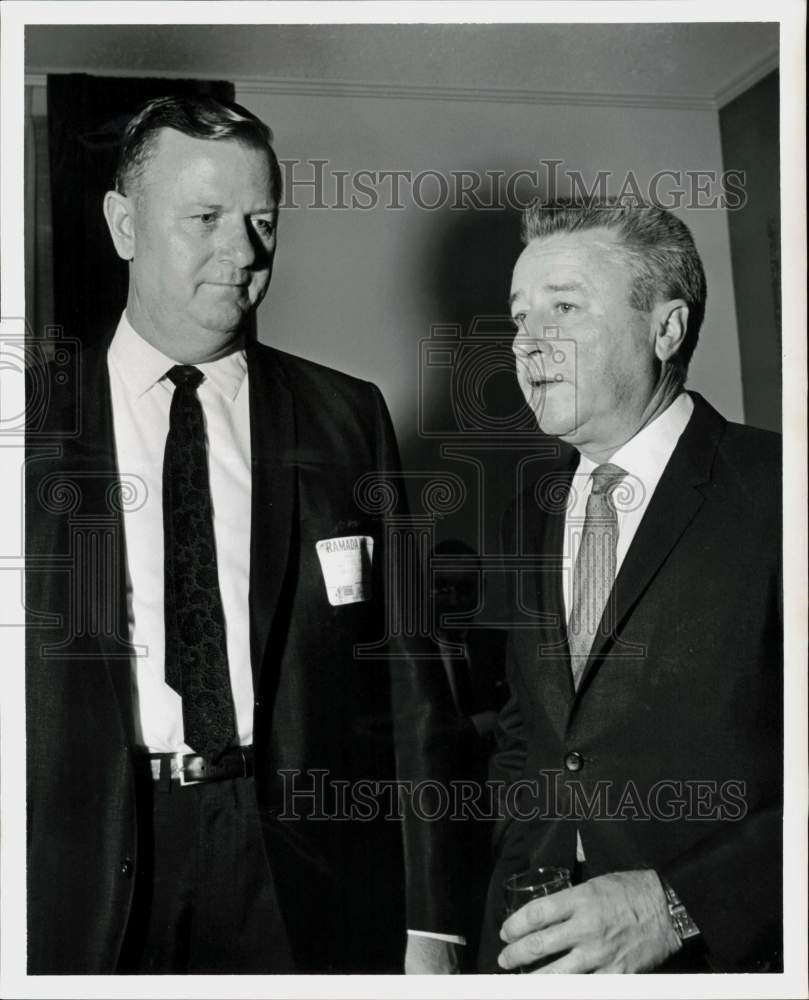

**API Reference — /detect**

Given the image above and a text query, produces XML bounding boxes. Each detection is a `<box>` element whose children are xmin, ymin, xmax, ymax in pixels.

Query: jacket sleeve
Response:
<box><xmin>369</xmin><ymin>385</ymin><xmax>474</xmax><ymax>936</ymax></box>
<box><xmin>487</xmin><ymin>506</ymin><xmax>528</xmax><ymax>852</ymax></box>
<box><xmin>660</xmin><ymin>798</ymin><xmax>782</xmax><ymax>971</ymax></box>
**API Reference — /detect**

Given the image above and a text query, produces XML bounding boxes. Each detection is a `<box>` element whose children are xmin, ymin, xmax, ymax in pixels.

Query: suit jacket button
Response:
<box><xmin>564</xmin><ymin>751</ymin><xmax>584</xmax><ymax>772</ymax></box>
<box><xmin>120</xmin><ymin>858</ymin><xmax>134</xmax><ymax>877</ymax></box>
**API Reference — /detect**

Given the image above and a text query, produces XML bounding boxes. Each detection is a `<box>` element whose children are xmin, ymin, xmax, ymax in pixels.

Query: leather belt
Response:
<box><xmin>140</xmin><ymin>746</ymin><xmax>254</xmax><ymax>786</ymax></box>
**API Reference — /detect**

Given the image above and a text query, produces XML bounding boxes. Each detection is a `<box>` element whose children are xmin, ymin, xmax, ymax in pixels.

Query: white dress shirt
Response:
<box><xmin>562</xmin><ymin>392</ymin><xmax>695</xmax><ymax>620</ymax></box>
<box><xmin>107</xmin><ymin>314</ymin><xmax>254</xmax><ymax>753</ymax></box>
<box><xmin>563</xmin><ymin>391</ymin><xmax>694</xmax><ymax>862</ymax></box>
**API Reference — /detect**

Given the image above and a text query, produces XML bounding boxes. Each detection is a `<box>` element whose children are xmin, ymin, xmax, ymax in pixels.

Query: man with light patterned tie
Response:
<box><xmin>26</xmin><ymin>95</ymin><xmax>406</xmax><ymax>973</ymax></box>
<box><xmin>469</xmin><ymin>200</ymin><xmax>781</xmax><ymax>973</ymax></box>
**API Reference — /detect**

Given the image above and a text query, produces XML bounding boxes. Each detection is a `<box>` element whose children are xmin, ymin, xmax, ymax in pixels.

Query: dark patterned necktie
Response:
<box><xmin>567</xmin><ymin>463</ymin><xmax>627</xmax><ymax>691</ymax></box>
<box><xmin>163</xmin><ymin>365</ymin><xmax>235</xmax><ymax>757</ymax></box>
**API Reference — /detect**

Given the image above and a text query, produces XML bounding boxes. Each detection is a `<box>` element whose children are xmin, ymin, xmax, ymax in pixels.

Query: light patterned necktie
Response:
<box><xmin>163</xmin><ymin>365</ymin><xmax>236</xmax><ymax>757</ymax></box>
<box><xmin>567</xmin><ymin>463</ymin><xmax>627</xmax><ymax>691</ymax></box>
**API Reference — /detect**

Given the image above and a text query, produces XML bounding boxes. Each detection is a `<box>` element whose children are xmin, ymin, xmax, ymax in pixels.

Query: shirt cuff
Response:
<box><xmin>408</xmin><ymin>929</ymin><xmax>467</xmax><ymax>946</ymax></box>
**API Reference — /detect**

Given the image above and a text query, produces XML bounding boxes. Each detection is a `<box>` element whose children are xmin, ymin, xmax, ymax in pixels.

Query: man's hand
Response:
<box><xmin>404</xmin><ymin>934</ymin><xmax>462</xmax><ymax>974</ymax></box>
<box><xmin>498</xmin><ymin>869</ymin><xmax>681</xmax><ymax>973</ymax></box>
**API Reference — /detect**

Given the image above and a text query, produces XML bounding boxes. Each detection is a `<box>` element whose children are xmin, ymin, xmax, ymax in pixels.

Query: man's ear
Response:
<box><xmin>103</xmin><ymin>190</ymin><xmax>136</xmax><ymax>261</ymax></box>
<box><xmin>650</xmin><ymin>299</ymin><xmax>689</xmax><ymax>363</ymax></box>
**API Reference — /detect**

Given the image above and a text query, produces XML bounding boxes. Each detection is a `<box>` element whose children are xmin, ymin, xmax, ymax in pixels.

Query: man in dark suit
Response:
<box><xmin>26</xmin><ymin>95</ymin><xmax>405</xmax><ymax>973</ymax></box>
<box><xmin>469</xmin><ymin>200</ymin><xmax>781</xmax><ymax>973</ymax></box>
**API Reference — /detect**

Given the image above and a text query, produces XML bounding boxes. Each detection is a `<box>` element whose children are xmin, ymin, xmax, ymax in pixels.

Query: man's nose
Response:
<box><xmin>513</xmin><ymin>312</ymin><xmax>562</xmax><ymax>356</ymax></box>
<box><xmin>513</xmin><ymin>313</ymin><xmax>546</xmax><ymax>356</ymax></box>
<box><xmin>220</xmin><ymin>219</ymin><xmax>257</xmax><ymax>268</ymax></box>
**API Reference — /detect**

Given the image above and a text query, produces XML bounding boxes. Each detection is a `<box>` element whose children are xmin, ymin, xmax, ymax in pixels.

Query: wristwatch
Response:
<box><xmin>660</xmin><ymin>877</ymin><xmax>701</xmax><ymax>942</ymax></box>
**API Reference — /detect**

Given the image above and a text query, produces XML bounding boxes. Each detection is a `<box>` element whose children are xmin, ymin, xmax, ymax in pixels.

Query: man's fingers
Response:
<box><xmin>500</xmin><ymin>887</ymin><xmax>575</xmax><ymax>942</ymax></box>
<box><xmin>528</xmin><ymin>949</ymin><xmax>592</xmax><ymax>974</ymax></box>
<box><xmin>497</xmin><ymin>919</ymin><xmax>577</xmax><ymax>971</ymax></box>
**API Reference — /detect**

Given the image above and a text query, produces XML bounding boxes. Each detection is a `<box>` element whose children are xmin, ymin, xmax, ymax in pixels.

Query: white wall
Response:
<box><xmin>237</xmin><ymin>87</ymin><xmax>743</xmax><ymax>452</ymax></box>
<box><xmin>24</xmin><ymin>74</ymin><xmax>745</xmax><ymax>457</ymax></box>
<box><xmin>25</xmin><ymin>18</ymin><xmax>774</xmax><ymax>457</ymax></box>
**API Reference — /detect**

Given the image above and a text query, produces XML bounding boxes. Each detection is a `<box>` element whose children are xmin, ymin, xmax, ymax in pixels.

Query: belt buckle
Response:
<box><xmin>176</xmin><ymin>753</ymin><xmax>204</xmax><ymax>787</ymax></box>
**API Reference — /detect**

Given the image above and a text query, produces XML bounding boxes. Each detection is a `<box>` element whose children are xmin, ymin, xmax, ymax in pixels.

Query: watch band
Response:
<box><xmin>660</xmin><ymin>877</ymin><xmax>701</xmax><ymax>942</ymax></box>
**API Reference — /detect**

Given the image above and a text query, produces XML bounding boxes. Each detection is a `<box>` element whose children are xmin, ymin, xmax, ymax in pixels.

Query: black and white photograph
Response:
<box><xmin>1</xmin><ymin>2</ymin><xmax>805</xmax><ymax>996</ymax></box>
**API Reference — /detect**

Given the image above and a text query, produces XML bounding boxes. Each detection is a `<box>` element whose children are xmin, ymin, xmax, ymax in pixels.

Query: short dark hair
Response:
<box><xmin>114</xmin><ymin>94</ymin><xmax>283</xmax><ymax>202</ymax></box>
<box><xmin>521</xmin><ymin>199</ymin><xmax>707</xmax><ymax>376</ymax></box>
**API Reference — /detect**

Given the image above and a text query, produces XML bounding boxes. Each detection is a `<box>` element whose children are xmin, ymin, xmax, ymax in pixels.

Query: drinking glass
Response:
<box><xmin>502</xmin><ymin>866</ymin><xmax>572</xmax><ymax>971</ymax></box>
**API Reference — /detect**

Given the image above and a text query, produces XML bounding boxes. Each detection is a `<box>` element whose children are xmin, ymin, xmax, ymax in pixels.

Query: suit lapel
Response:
<box><xmin>576</xmin><ymin>393</ymin><xmax>726</xmax><ymax>696</ymax></box>
<box><xmin>246</xmin><ymin>343</ymin><xmax>296</xmax><ymax>687</ymax></box>
<box><xmin>526</xmin><ymin>458</ymin><xmax>576</xmax><ymax>737</ymax></box>
<box><xmin>69</xmin><ymin>340</ymin><xmax>135</xmax><ymax>743</ymax></box>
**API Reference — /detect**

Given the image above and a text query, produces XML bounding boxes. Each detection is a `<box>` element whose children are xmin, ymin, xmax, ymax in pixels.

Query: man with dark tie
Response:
<box><xmin>26</xmin><ymin>95</ymin><xmax>405</xmax><ymax>973</ymax></box>
<box><xmin>479</xmin><ymin>199</ymin><xmax>782</xmax><ymax>973</ymax></box>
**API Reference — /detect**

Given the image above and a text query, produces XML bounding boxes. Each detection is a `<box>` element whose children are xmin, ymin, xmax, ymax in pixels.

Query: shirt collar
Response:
<box><xmin>575</xmin><ymin>392</ymin><xmax>695</xmax><ymax>486</ymax></box>
<box><xmin>107</xmin><ymin>312</ymin><xmax>247</xmax><ymax>403</ymax></box>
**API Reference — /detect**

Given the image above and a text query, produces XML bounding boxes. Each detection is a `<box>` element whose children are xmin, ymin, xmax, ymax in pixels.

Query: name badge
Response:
<box><xmin>315</xmin><ymin>535</ymin><xmax>374</xmax><ymax>606</ymax></box>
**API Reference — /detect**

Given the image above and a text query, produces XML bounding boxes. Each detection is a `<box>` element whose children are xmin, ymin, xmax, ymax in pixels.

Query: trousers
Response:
<box><xmin>117</xmin><ymin>771</ymin><xmax>295</xmax><ymax>973</ymax></box>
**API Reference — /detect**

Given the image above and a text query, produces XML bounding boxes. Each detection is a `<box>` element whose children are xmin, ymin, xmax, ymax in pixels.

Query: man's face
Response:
<box><xmin>510</xmin><ymin>228</ymin><xmax>659</xmax><ymax>458</ymax></box>
<box><xmin>124</xmin><ymin>129</ymin><xmax>277</xmax><ymax>360</ymax></box>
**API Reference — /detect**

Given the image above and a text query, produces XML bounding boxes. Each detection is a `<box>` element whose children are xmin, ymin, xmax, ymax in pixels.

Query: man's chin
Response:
<box><xmin>536</xmin><ymin>421</ymin><xmax>578</xmax><ymax>441</ymax></box>
<box><xmin>195</xmin><ymin>305</ymin><xmax>251</xmax><ymax>337</ymax></box>
<box><xmin>526</xmin><ymin>400</ymin><xmax>577</xmax><ymax>440</ymax></box>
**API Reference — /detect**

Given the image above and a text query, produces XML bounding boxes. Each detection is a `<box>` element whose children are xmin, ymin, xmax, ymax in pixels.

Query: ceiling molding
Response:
<box><xmin>27</xmin><ymin>48</ymin><xmax>780</xmax><ymax>112</ymax></box>
<box><xmin>24</xmin><ymin>71</ymin><xmax>717</xmax><ymax>111</ymax></box>
<box><xmin>235</xmin><ymin>76</ymin><xmax>717</xmax><ymax>111</ymax></box>
<box><xmin>714</xmin><ymin>48</ymin><xmax>779</xmax><ymax>108</ymax></box>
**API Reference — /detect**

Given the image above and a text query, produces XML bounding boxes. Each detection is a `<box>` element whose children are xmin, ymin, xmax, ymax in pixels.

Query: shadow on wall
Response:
<box><xmin>399</xmin><ymin>203</ymin><xmax>524</xmax><ymax>498</ymax></box>
<box><xmin>399</xmin><ymin>206</ymin><xmax>571</xmax><ymax>620</ymax></box>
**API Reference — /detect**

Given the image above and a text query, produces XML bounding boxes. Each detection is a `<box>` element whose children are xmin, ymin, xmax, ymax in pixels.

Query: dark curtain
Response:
<box><xmin>47</xmin><ymin>74</ymin><xmax>235</xmax><ymax>349</ymax></box>
<box><xmin>719</xmin><ymin>70</ymin><xmax>781</xmax><ymax>433</ymax></box>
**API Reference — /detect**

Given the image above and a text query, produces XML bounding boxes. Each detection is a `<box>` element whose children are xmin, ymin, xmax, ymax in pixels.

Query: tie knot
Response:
<box><xmin>590</xmin><ymin>463</ymin><xmax>626</xmax><ymax>497</ymax></box>
<box><xmin>166</xmin><ymin>365</ymin><xmax>204</xmax><ymax>390</ymax></box>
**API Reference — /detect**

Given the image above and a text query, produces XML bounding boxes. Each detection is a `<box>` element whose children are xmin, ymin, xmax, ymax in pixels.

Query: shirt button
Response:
<box><xmin>120</xmin><ymin>858</ymin><xmax>134</xmax><ymax>877</ymax></box>
<box><xmin>564</xmin><ymin>751</ymin><xmax>584</xmax><ymax>772</ymax></box>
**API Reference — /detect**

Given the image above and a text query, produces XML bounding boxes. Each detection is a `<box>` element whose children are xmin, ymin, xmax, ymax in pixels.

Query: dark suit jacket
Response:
<box><xmin>26</xmin><ymin>335</ymin><xmax>406</xmax><ymax>973</ymax></box>
<box><xmin>445</xmin><ymin>627</ymin><xmax>509</xmax><ymax>962</ymax></box>
<box><xmin>478</xmin><ymin>393</ymin><xmax>782</xmax><ymax>973</ymax></box>
<box><xmin>393</xmin><ymin>622</ymin><xmax>513</xmax><ymax>946</ymax></box>
<box><xmin>460</xmin><ymin>627</ymin><xmax>510</xmax><ymax>720</ymax></box>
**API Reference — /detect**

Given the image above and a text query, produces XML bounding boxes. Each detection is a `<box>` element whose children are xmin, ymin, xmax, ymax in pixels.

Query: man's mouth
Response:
<box><xmin>527</xmin><ymin>374</ymin><xmax>563</xmax><ymax>387</ymax></box>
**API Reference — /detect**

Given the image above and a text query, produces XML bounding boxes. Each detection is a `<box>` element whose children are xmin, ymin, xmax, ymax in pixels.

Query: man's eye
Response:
<box><xmin>253</xmin><ymin>218</ymin><xmax>275</xmax><ymax>237</ymax></box>
<box><xmin>197</xmin><ymin>213</ymin><xmax>218</xmax><ymax>225</ymax></box>
<box><xmin>555</xmin><ymin>302</ymin><xmax>576</xmax><ymax>315</ymax></box>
